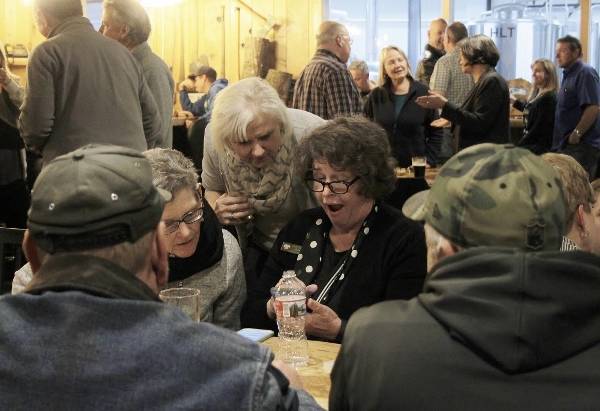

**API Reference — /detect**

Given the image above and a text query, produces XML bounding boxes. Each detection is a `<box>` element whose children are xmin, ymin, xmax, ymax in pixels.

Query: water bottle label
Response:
<box><xmin>274</xmin><ymin>297</ymin><xmax>306</xmax><ymax>318</ymax></box>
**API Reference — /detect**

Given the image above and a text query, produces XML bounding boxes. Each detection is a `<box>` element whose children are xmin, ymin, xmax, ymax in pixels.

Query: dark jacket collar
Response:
<box><xmin>383</xmin><ymin>78</ymin><xmax>420</xmax><ymax>100</ymax></box>
<box><xmin>25</xmin><ymin>254</ymin><xmax>159</xmax><ymax>301</ymax></box>
<box><xmin>424</xmin><ymin>44</ymin><xmax>445</xmax><ymax>60</ymax></box>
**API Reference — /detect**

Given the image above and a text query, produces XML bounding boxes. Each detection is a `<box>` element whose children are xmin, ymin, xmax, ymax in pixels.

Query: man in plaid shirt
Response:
<box><xmin>429</xmin><ymin>21</ymin><xmax>474</xmax><ymax>162</ymax></box>
<box><xmin>292</xmin><ymin>21</ymin><xmax>361</xmax><ymax>120</ymax></box>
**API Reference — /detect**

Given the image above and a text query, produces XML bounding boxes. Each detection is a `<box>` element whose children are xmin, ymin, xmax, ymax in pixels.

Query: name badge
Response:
<box><xmin>280</xmin><ymin>242</ymin><xmax>302</xmax><ymax>255</ymax></box>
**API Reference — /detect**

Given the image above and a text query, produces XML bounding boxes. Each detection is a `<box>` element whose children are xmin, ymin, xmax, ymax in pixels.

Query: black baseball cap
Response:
<box><xmin>28</xmin><ymin>144</ymin><xmax>171</xmax><ymax>253</ymax></box>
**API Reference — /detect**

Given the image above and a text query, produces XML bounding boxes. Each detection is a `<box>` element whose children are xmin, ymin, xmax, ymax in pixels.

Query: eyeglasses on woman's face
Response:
<box><xmin>305</xmin><ymin>176</ymin><xmax>360</xmax><ymax>195</ymax></box>
<box><xmin>164</xmin><ymin>206</ymin><xmax>203</xmax><ymax>235</ymax></box>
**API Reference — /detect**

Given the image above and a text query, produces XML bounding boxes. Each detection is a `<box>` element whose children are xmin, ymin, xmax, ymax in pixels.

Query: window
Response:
<box><xmin>86</xmin><ymin>0</ymin><xmax>103</xmax><ymax>31</ymax></box>
<box><xmin>327</xmin><ymin>0</ymin><xmax>436</xmax><ymax>82</ymax></box>
<box><xmin>453</xmin><ymin>1</ymin><xmax>600</xmax><ymax>79</ymax></box>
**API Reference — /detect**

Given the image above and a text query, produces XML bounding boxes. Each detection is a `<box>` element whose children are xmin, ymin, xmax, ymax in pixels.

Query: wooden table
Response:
<box><xmin>263</xmin><ymin>337</ymin><xmax>340</xmax><ymax>410</ymax></box>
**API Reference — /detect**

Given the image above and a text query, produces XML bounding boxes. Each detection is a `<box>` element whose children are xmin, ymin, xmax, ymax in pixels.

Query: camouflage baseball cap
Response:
<box><xmin>28</xmin><ymin>145</ymin><xmax>171</xmax><ymax>253</ymax></box>
<box><xmin>412</xmin><ymin>143</ymin><xmax>566</xmax><ymax>251</ymax></box>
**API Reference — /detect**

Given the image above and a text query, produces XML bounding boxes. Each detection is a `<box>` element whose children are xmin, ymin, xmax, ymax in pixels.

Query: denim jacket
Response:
<box><xmin>0</xmin><ymin>254</ymin><xmax>321</xmax><ymax>410</ymax></box>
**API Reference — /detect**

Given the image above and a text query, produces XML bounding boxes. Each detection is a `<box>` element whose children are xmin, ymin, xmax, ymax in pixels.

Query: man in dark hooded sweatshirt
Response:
<box><xmin>330</xmin><ymin>143</ymin><xmax>600</xmax><ymax>410</ymax></box>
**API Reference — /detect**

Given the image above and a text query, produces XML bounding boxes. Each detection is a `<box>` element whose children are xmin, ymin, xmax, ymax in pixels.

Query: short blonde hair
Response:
<box><xmin>210</xmin><ymin>77</ymin><xmax>290</xmax><ymax>154</ymax></box>
<box><xmin>378</xmin><ymin>46</ymin><xmax>413</xmax><ymax>87</ymax></box>
<box><xmin>542</xmin><ymin>153</ymin><xmax>594</xmax><ymax>229</ymax></box>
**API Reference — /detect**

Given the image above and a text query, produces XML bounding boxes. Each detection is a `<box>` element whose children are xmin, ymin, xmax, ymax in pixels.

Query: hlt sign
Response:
<box><xmin>490</xmin><ymin>26</ymin><xmax>516</xmax><ymax>38</ymax></box>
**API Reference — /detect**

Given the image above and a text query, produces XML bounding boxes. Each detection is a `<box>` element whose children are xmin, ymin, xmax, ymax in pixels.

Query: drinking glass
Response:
<box><xmin>159</xmin><ymin>287</ymin><xmax>200</xmax><ymax>323</ymax></box>
<box><xmin>411</xmin><ymin>156</ymin><xmax>426</xmax><ymax>179</ymax></box>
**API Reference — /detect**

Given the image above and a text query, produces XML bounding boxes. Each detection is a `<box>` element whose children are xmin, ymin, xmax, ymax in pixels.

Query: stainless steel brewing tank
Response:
<box><xmin>467</xmin><ymin>4</ymin><xmax>560</xmax><ymax>80</ymax></box>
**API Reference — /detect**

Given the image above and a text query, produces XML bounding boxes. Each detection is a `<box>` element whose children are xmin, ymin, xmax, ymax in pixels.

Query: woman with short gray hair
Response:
<box><xmin>145</xmin><ymin>148</ymin><xmax>245</xmax><ymax>330</ymax></box>
<box><xmin>416</xmin><ymin>35</ymin><xmax>510</xmax><ymax>150</ymax></box>
<box><xmin>202</xmin><ymin>77</ymin><xmax>325</xmax><ymax>289</ymax></box>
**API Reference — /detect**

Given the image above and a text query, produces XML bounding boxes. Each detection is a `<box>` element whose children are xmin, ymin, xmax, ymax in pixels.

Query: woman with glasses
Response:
<box><xmin>144</xmin><ymin>148</ymin><xmax>245</xmax><ymax>330</ymax></box>
<box><xmin>202</xmin><ymin>77</ymin><xmax>324</xmax><ymax>292</ymax></box>
<box><xmin>12</xmin><ymin>148</ymin><xmax>246</xmax><ymax>331</ymax></box>
<box><xmin>242</xmin><ymin>117</ymin><xmax>427</xmax><ymax>341</ymax></box>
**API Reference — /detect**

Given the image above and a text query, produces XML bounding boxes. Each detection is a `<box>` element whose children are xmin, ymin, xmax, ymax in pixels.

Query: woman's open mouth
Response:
<box><xmin>326</xmin><ymin>204</ymin><xmax>344</xmax><ymax>213</ymax></box>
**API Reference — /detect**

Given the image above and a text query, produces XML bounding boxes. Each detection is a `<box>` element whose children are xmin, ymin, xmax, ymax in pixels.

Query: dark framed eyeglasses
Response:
<box><xmin>164</xmin><ymin>188</ymin><xmax>204</xmax><ymax>235</ymax></box>
<box><xmin>305</xmin><ymin>176</ymin><xmax>360</xmax><ymax>194</ymax></box>
<box><xmin>164</xmin><ymin>206</ymin><xmax>204</xmax><ymax>235</ymax></box>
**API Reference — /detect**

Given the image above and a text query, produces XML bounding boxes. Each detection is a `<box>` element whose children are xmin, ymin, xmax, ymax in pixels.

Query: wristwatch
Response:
<box><xmin>574</xmin><ymin>128</ymin><xmax>582</xmax><ymax>137</ymax></box>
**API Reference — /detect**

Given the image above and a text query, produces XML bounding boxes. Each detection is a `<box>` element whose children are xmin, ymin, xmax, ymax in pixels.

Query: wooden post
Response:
<box><xmin>580</xmin><ymin>0</ymin><xmax>590</xmax><ymax>62</ymax></box>
<box><xmin>441</xmin><ymin>0</ymin><xmax>452</xmax><ymax>22</ymax></box>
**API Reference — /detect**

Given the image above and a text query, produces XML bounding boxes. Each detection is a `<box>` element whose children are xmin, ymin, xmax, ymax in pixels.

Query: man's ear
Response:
<box><xmin>119</xmin><ymin>24</ymin><xmax>131</xmax><ymax>42</ymax></box>
<box><xmin>22</xmin><ymin>230</ymin><xmax>42</xmax><ymax>274</ymax></box>
<box><xmin>150</xmin><ymin>222</ymin><xmax>169</xmax><ymax>288</ymax></box>
<box><xmin>575</xmin><ymin>204</ymin><xmax>589</xmax><ymax>236</ymax></box>
<box><xmin>335</xmin><ymin>35</ymin><xmax>343</xmax><ymax>48</ymax></box>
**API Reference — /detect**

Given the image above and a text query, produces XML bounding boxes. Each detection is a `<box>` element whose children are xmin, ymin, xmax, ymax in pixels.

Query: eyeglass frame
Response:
<box><xmin>305</xmin><ymin>176</ymin><xmax>361</xmax><ymax>194</ymax></box>
<box><xmin>163</xmin><ymin>188</ymin><xmax>204</xmax><ymax>235</ymax></box>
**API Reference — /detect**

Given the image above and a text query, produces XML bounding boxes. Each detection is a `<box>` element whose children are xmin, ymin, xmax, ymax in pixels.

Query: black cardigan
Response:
<box><xmin>241</xmin><ymin>204</ymin><xmax>427</xmax><ymax>338</ymax></box>
<box><xmin>513</xmin><ymin>91</ymin><xmax>556</xmax><ymax>155</ymax></box>
<box><xmin>441</xmin><ymin>69</ymin><xmax>510</xmax><ymax>150</ymax></box>
<box><xmin>364</xmin><ymin>81</ymin><xmax>442</xmax><ymax>167</ymax></box>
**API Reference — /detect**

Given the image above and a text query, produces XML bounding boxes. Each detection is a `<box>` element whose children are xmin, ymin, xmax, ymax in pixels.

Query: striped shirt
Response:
<box><xmin>292</xmin><ymin>49</ymin><xmax>361</xmax><ymax>120</ymax></box>
<box><xmin>560</xmin><ymin>236</ymin><xmax>579</xmax><ymax>251</ymax></box>
<box><xmin>429</xmin><ymin>48</ymin><xmax>474</xmax><ymax>106</ymax></box>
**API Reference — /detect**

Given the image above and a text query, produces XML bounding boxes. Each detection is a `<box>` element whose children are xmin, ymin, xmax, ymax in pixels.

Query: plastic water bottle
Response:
<box><xmin>273</xmin><ymin>270</ymin><xmax>309</xmax><ymax>367</ymax></box>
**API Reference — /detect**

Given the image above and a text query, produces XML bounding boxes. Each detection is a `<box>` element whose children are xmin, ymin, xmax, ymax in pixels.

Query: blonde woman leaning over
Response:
<box><xmin>201</xmin><ymin>77</ymin><xmax>324</xmax><ymax>291</ymax></box>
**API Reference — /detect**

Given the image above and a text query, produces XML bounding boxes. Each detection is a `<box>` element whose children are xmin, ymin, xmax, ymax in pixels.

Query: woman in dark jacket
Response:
<box><xmin>242</xmin><ymin>117</ymin><xmax>426</xmax><ymax>342</ymax></box>
<box><xmin>365</xmin><ymin>45</ymin><xmax>443</xmax><ymax>167</ymax></box>
<box><xmin>512</xmin><ymin>58</ymin><xmax>558</xmax><ymax>154</ymax></box>
<box><xmin>416</xmin><ymin>35</ymin><xmax>510</xmax><ymax>150</ymax></box>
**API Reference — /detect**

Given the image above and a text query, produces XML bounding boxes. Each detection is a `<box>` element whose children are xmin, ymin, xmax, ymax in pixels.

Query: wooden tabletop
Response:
<box><xmin>263</xmin><ymin>337</ymin><xmax>340</xmax><ymax>410</ymax></box>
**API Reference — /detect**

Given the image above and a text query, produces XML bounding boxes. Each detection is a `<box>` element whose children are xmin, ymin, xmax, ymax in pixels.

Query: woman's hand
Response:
<box><xmin>267</xmin><ymin>283</ymin><xmax>318</xmax><ymax>319</ymax></box>
<box><xmin>415</xmin><ymin>91</ymin><xmax>448</xmax><ymax>110</ymax></box>
<box><xmin>214</xmin><ymin>192</ymin><xmax>254</xmax><ymax>225</ymax></box>
<box><xmin>305</xmin><ymin>298</ymin><xmax>342</xmax><ymax>341</ymax></box>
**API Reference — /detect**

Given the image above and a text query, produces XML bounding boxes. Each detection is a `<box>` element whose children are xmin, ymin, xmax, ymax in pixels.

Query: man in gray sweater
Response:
<box><xmin>101</xmin><ymin>0</ymin><xmax>175</xmax><ymax>148</ymax></box>
<box><xmin>19</xmin><ymin>0</ymin><xmax>162</xmax><ymax>164</ymax></box>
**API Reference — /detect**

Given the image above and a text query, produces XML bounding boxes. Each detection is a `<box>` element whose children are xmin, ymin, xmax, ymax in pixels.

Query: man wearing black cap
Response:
<box><xmin>0</xmin><ymin>145</ymin><xmax>320</xmax><ymax>410</ymax></box>
<box><xmin>330</xmin><ymin>143</ymin><xmax>600</xmax><ymax>410</ymax></box>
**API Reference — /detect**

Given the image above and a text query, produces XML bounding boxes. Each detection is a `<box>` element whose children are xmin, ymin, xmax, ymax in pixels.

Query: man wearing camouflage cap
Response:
<box><xmin>329</xmin><ymin>143</ymin><xmax>600</xmax><ymax>410</ymax></box>
<box><xmin>0</xmin><ymin>145</ymin><xmax>320</xmax><ymax>410</ymax></box>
